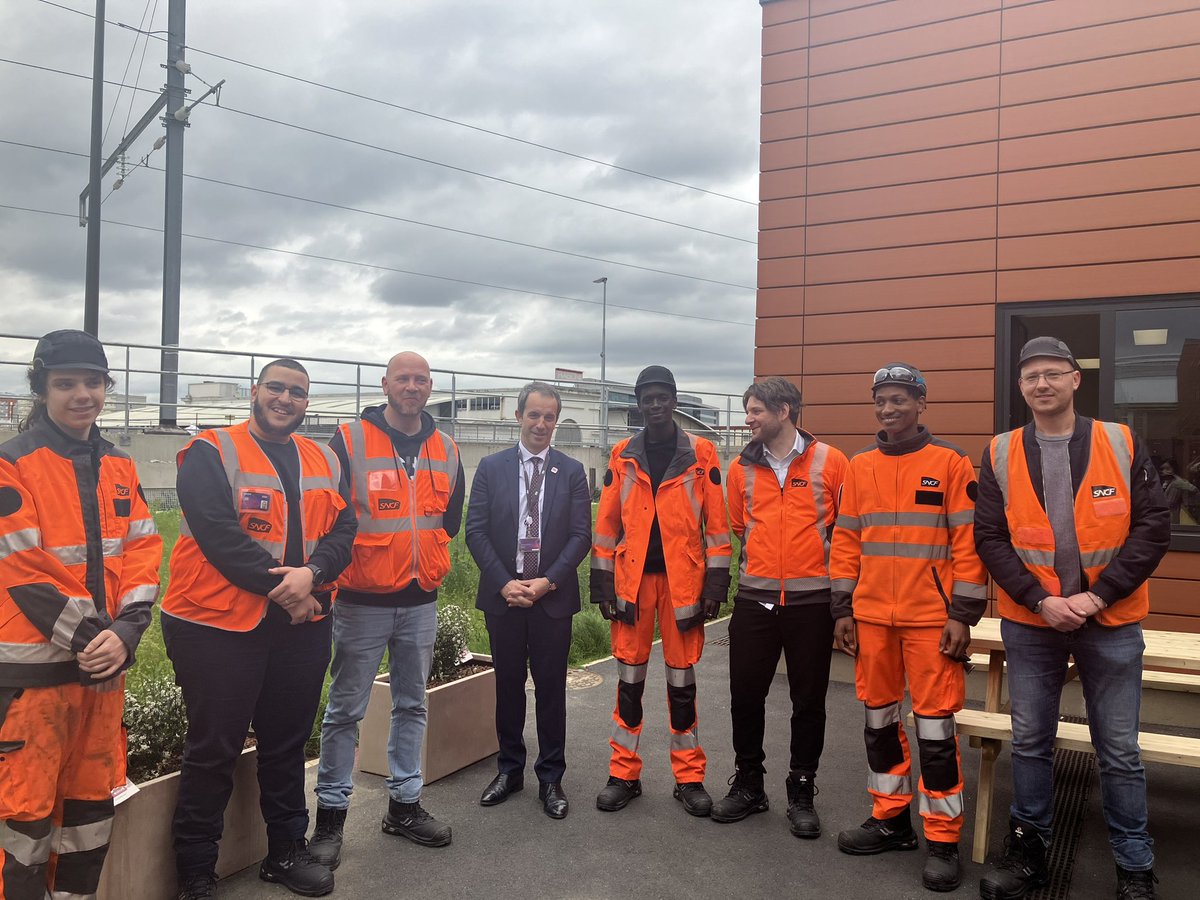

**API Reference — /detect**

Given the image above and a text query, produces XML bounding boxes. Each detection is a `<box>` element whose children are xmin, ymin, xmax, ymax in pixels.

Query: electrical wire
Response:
<box><xmin>0</xmin><ymin>203</ymin><xmax>756</xmax><ymax>327</ymax></box>
<box><xmin>0</xmin><ymin>138</ymin><xmax>755</xmax><ymax>290</ymax></box>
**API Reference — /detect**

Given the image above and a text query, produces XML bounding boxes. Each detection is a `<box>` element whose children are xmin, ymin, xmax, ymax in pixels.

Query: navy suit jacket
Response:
<box><xmin>466</xmin><ymin>446</ymin><xmax>592</xmax><ymax>618</ymax></box>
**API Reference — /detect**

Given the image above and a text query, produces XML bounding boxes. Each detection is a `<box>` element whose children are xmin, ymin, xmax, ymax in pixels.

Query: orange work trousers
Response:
<box><xmin>0</xmin><ymin>679</ymin><xmax>124</xmax><ymax>900</ymax></box>
<box><xmin>854</xmin><ymin>622</ymin><xmax>965</xmax><ymax>842</ymax></box>
<box><xmin>608</xmin><ymin>572</ymin><xmax>706</xmax><ymax>783</ymax></box>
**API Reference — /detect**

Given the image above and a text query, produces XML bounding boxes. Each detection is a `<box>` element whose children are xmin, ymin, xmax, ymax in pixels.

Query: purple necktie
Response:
<box><xmin>522</xmin><ymin>457</ymin><xmax>543</xmax><ymax>576</ymax></box>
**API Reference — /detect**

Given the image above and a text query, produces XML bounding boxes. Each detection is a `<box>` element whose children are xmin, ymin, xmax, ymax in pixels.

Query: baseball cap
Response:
<box><xmin>32</xmin><ymin>329</ymin><xmax>110</xmax><ymax>373</ymax></box>
<box><xmin>871</xmin><ymin>363</ymin><xmax>926</xmax><ymax>397</ymax></box>
<box><xmin>1018</xmin><ymin>336</ymin><xmax>1079</xmax><ymax>370</ymax></box>
<box><xmin>634</xmin><ymin>365</ymin><xmax>676</xmax><ymax>396</ymax></box>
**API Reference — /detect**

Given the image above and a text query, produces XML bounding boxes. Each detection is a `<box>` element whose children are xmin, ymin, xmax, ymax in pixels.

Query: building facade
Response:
<box><xmin>757</xmin><ymin>0</ymin><xmax>1200</xmax><ymax>630</ymax></box>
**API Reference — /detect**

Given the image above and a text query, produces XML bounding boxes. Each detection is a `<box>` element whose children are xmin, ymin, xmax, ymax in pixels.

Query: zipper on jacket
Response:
<box><xmin>930</xmin><ymin>566</ymin><xmax>952</xmax><ymax>616</ymax></box>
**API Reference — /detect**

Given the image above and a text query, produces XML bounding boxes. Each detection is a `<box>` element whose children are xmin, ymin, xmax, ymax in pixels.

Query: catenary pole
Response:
<box><xmin>83</xmin><ymin>0</ymin><xmax>105</xmax><ymax>336</ymax></box>
<box><xmin>160</xmin><ymin>0</ymin><xmax>186</xmax><ymax>426</ymax></box>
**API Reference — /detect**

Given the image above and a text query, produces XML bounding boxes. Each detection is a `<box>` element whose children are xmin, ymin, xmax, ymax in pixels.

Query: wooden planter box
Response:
<box><xmin>98</xmin><ymin>746</ymin><xmax>267</xmax><ymax>900</ymax></box>
<box><xmin>358</xmin><ymin>654</ymin><xmax>498</xmax><ymax>784</ymax></box>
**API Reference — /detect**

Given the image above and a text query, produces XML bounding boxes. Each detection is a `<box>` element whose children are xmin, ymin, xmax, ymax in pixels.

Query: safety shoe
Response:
<box><xmin>710</xmin><ymin>769</ymin><xmax>769</xmax><ymax>823</ymax></box>
<box><xmin>177</xmin><ymin>872</ymin><xmax>217</xmax><ymax>900</ymax></box>
<box><xmin>596</xmin><ymin>776</ymin><xmax>642</xmax><ymax>811</ymax></box>
<box><xmin>785</xmin><ymin>773</ymin><xmax>820</xmax><ymax>838</ymax></box>
<box><xmin>381</xmin><ymin>799</ymin><xmax>452</xmax><ymax>847</ymax></box>
<box><xmin>979</xmin><ymin>820</ymin><xmax>1049</xmax><ymax>899</ymax></box>
<box><xmin>258</xmin><ymin>838</ymin><xmax>333</xmax><ymax>897</ymax></box>
<box><xmin>308</xmin><ymin>806</ymin><xmax>347</xmax><ymax>870</ymax></box>
<box><xmin>923</xmin><ymin>840</ymin><xmax>962</xmax><ymax>892</ymax></box>
<box><xmin>1116</xmin><ymin>865</ymin><xmax>1158</xmax><ymax>900</ymax></box>
<box><xmin>837</xmin><ymin>805</ymin><xmax>919</xmax><ymax>855</ymax></box>
<box><xmin>673</xmin><ymin>782</ymin><xmax>713</xmax><ymax>817</ymax></box>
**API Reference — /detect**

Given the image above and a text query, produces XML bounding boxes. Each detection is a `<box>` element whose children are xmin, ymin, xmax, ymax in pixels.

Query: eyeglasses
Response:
<box><xmin>1018</xmin><ymin>370</ymin><xmax>1073</xmax><ymax>386</ymax></box>
<box><xmin>260</xmin><ymin>381</ymin><xmax>309</xmax><ymax>401</ymax></box>
<box><xmin>873</xmin><ymin>366</ymin><xmax>921</xmax><ymax>386</ymax></box>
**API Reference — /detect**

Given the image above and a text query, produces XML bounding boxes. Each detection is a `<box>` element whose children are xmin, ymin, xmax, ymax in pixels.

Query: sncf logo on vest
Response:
<box><xmin>377</xmin><ymin>497</ymin><xmax>402</xmax><ymax>511</ymax></box>
<box><xmin>246</xmin><ymin>517</ymin><xmax>272</xmax><ymax>534</ymax></box>
<box><xmin>920</xmin><ymin>477</ymin><xmax>941</xmax><ymax>487</ymax></box>
<box><xmin>790</xmin><ymin>477</ymin><xmax>808</xmax><ymax>487</ymax></box>
<box><xmin>1092</xmin><ymin>485</ymin><xmax>1118</xmax><ymax>498</ymax></box>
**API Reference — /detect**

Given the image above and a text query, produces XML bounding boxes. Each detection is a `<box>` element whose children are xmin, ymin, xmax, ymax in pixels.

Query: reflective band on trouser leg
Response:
<box><xmin>48</xmin><ymin>798</ymin><xmax>113</xmax><ymax>897</ymax></box>
<box><xmin>864</xmin><ymin>702</ymin><xmax>913</xmax><ymax>819</ymax></box>
<box><xmin>610</xmin><ymin>661</ymin><xmax>648</xmax><ymax>780</ymax></box>
<box><xmin>1</xmin><ymin>816</ymin><xmax>53</xmax><ymax>899</ymax></box>
<box><xmin>666</xmin><ymin>664</ymin><xmax>704</xmax><ymax>783</ymax></box>
<box><xmin>914</xmin><ymin>714</ymin><xmax>964</xmax><ymax>842</ymax></box>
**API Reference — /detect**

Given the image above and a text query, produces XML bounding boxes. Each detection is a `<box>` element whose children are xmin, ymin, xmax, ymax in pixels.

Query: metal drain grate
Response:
<box><xmin>1028</xmin><ymin>715</ymin><xmax>1095</xmax><ymax>900</ymax></box>
<box><xmin>707</xmin><ymin>636</ymin><xmax>731</xmax><ymax>647</ymax></box>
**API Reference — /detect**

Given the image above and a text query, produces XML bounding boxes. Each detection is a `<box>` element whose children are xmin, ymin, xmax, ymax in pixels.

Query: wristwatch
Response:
<box><xmin>305</xmin><ymin>562</ymin><xmax>325</xmax><ymax>585</ymax></box>
<box><xmin>1032</xmin><ymin>599</ymin><xmax>1045</xmax><ymax>614</ymax></box>
<box><xmin>545</xmin><ymin>579</ymin><xmax>558</xmax><ymax>591</ymax></box>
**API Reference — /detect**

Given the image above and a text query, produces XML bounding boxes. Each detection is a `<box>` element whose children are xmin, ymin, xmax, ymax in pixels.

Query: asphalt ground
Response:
<box><xmin>219</xmin><ymin>619</ymin><xmax>1192</xmax><ymax>900</ymax></box>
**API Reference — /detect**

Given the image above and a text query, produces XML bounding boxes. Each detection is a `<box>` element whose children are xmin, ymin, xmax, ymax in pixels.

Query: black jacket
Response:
<box><xmin>975</xmin><ymin>416</ymin><xmax>1170</xmax><ymax>610</ymax></box>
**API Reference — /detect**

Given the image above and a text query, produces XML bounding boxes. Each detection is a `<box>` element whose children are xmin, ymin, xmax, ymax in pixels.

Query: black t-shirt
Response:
<box><xmin>642</xmin><ymin>428</ymin><xmax>676</xmax><ymax>573</ymax></box>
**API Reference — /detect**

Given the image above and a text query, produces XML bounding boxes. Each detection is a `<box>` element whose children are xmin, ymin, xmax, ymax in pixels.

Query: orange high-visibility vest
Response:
<box><xmin>990</xmin><ymin>420</ymin><xmax>1147</xmax><ymax>627</ymax></box>
<box><xmin>336</xmin><ymin>419</ymin><xmax>460</xmax><ymax>593</ymax></box>
<box><xmin>727</xmin><ymin>436</ymin><xmax>848</xmax><ymax>603</ymax></box>
<box><xmin>163</xmin><ymin>421</ymin><xmax>345</xmax><ymax>631</ymax></box>
<box><xmin>592</xmin><ymin>430</ymin><xmax>731</xmax><ymax>630</ymax></box>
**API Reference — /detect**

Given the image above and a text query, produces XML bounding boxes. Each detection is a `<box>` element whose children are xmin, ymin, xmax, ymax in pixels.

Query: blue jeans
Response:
<box><xmin>315</xmin><ymin>601</ymin><xmax>438</xmax><ymax>807</ymax></box>
<box><xmin>1002</xmin><ymin>619</ymin><xmax>1153</xmax><ymax>871</ymax></box>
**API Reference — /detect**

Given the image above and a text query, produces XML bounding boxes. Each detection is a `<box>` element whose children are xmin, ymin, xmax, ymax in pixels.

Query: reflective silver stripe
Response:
<box><xmin>664</xmin><ymin>665</ymin><xmax>696</xmax><ymax>687</ymax></box>
<box><xmin>914</xmin><ymin>714</ymin><xmax>956</xmax><ymax>742</ymax></box>
<box><xmin>740</xmin><ymin>574</ymin><xmax>830</xmax><ymax>592</ymax></box>
<box><xmin>316</xmin><ymin>442</ymin><xmax>342</xmax><ymax>486</ymax></box>
<box><xmin>0</xmin><ymin>817</ymin><xmax>53</xmax><ymax>867</ymax></box>
<box><xmin>741</xmin><ymin>461</ymin><xmax>757</xmax><ymax>562</ymax></box>
<box><xmin>860</xmin><ymin>542</ymin><xmax>949</xmax><ymax>560</ymax></box>
<box><xmin>179</xmin><ymin>514</ymin><xmax>194</xmax><ymax>538</ymax></box>
<box><xmin>231</xmin><ymin>473</ymin><xmax>286</xmax><ymax>492</ymax></box>
<box><xmin>438</xmin><ymin>430</ymin><xmax>460</xmax><ymax>498</ymax></box>
<box><xmin>836</xmin><ymin>514</ymin><xmax>861</xmax><ymax>532</ymax></box>
<box><xmin>670</xmin><ymin>728</ymin><xmax>700</xmax><ymax>751</ymax></box>
<box><xmin>868</xmin><ymin>771</ymin><xmax>912</xmax><ymax>796</ymax></box>
<box><xmin>991</xmin><ymin>433</ymin><xmax>1012</xmax><ymax>503</ymax></box>
<box><xmin>594</xmin><ymin>534</ymin><xmax>617</xmax><ymax>550</ymax></box>
<box><xmin>859</xmin><ymin>512</ymin><xmax>948</xmax><ymax>529</ymax></box>
<box><xmin>300</xmin><ymin>475</ymin><xmax>338</xmax><ymax>492</ymax></box>
<box><xmin>416</xmin><ymin>515</ymin><xmax>444</xmax><ymax>530</ymax></box>
<box><xmin>0</xmin><ymin>527</ymin><xmax>41</xmax><ymax>562</ymax></box>
<box><xmin>620</xmin><ymin>461</ymin><xmax>638</xmax><ymax>506</ymax></box>
<box><xmin>51</xmin><ymin>596</ymin><xmax>103</xmax><ymax>649</ymax></box>
<box><xmin>1081</xmin><ymin>548</ymin><xmax>1118</xmax><ymax>569</ymax></box>
<box><xmin>865</xmin><ymin>702</ymin><xmax>901</xmax><ymax>729</ymax></box>
<box><xmin>592</xmin><ymin>556</ymin><xmax>615</xmax><ymax>572</ymax></box>
<box><xmin>1015</xmin><ymin>547</ymin><xmax>1055</xmax><ymax>567</ymax></box>
<box><xmin>255</xmin><ymin>539</ymin><xmax>286</xmax><ymax>558</ymax></box>
<box><xmin>706</xmin><ymin>554</ymin><xmax>731</xmax><ymax>568</ymax></box>
<box><xmin>704</xmin><ymin>533</ymin><xmax>726</xmax><ymax>549</ymax></box>
<box><xmin>51</xmin><ymin>817</ymin><xmax>112</xmax><ymax>855</ymax></box>
<box><xmin>739</xmin><ymin>574</ymin><xmax>782</xmax><ymax>591</ymax></box>
<box><xmin>345</xmin><ymin>421</ymin><xmax>372</xmax><ymax>513</ymax></box>
<box><xmin>610</xmin><ymin>721</ymin><xmax>639</xmax><ymax>752</ymax></box>
<box><xmin>304</xmin><ymin>538</ymin><xmax>320</xmax><ymax>557</ymax></box>
<box><xmin>213</xmin><ymin>429</ymin><xmax>242</xmax><ymax>491</ymax></box>
<box><xmin>831</xmin><ymin>577</ymin><xmax>857</xmax><ymax>594</ymax></box>
<box><xmin>356</xmin><ymin>518</ymin><xmax>405</xmax><ymax>535</ymax></box>
<box><xmin>947</xmin><ymin>509</ymin><xmax>974</xmax><ymax>528</ymax></box>
<box><xmin>920</xmin><ymin>792</ymin><xmax>964</xmax><ymax>820</ymax></box>
<box><xmin>810</xmin><ymin>441</ymin><xmax>831</xmax><ymax>548</ymax></box>
<box><xmin>0</xmin><ymin>642</ymin><xmax>75</xmax><ymax>663</ymax></box>
<box><xmin>674</xmin><ymin>601</ymin><xmax>700</xmax><ymax>622</ymax></box>
<box><xmin>117</xmin><ymin>583</ymin><xmax>158</xmax><ymax>611</ymax></box>
<box><xmin>615</xmin><ymin>597</ymin><xmax>635</xmax><ymax>618</ymax></box>
<box><xmin>618</xmin><ymin>661</ymin><xmax>648</xmax><ymax>683</ymax></box>
<box><xmin>51</xmin><ymin>891</ymin><xmax>97</xmax><ymax>900</ymax></box>
<box><xmin>1099</xmin><ymin>421</ymin><xmax>1132</xmax><ymax>490</ymax></box>
<box><xmin>125</xmin><ymin>517</ymin><xmax>158</xmax><ymax>539</ymax></box>
<box><xmin>953</xmin><ymin>581</ymin><xmax>988</xmax><ymax>600</ymax></box>
<box><xmin>47</xmin><ymin>544</ymin><xmax>87</xmax><ymax>565</ymax></box>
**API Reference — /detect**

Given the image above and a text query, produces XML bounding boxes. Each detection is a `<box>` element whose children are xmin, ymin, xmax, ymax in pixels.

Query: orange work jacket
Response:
<box><xmin>727</xmin><ymin>432</ymin><xmax>848</xmax><ymax>604</ymax></box>
<box><xmin>0</xmin><ymin>418</ymin><xmax>161</xmax><ymax>687</ymax></box>
<box><xmin>163</xmin><ymin>421</ymin><xmax>345</xmax><ymax>631</ymax></box>
<box><xmin>829</xmin><ymin>433</ymin><xmax>987</xmax><ymax>627</ymax></box>
<box><xmin>989</xmin><ymin>420</ymin><xmax>1147</xmax><ymax>627</ymax></box>
<box><xmin>336</xmin><ymin>419</ymin><xmax>460</xmax><ymax>593</ymax></box>
<box><xmin>592</xmin><ymin>428</ymin><xmax>732</xmax><ymax>631</ymax></box>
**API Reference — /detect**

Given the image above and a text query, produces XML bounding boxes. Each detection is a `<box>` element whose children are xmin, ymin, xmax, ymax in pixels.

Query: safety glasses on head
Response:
<box><xmin>871</xmin><ymin>364</ymin><xmax>927</xmax><ymax>397</ymax></box>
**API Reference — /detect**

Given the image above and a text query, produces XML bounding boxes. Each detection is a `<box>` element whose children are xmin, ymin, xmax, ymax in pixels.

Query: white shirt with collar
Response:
<box><xmin>516</xmin><ymin>442</ymin><xmax>549</xmax><ymax>575</ymax></box>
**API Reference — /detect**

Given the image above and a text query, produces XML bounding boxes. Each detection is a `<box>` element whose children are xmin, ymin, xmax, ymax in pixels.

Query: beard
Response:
<box><xmin>252</xmin><ymin>395</ymin><xmax>302</xmax><ymax>440</ymax></box>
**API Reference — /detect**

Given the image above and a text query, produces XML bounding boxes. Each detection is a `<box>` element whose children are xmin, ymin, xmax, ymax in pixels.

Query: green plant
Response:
<box><xmin>124</xmin><ymin>661</ymin><xmax>188</xmax><ymax>783</ymax></box>
<box><xmin>429</xmin><ymin>603</ymin><xmax>473</xmax><ymax>684</ymax></box>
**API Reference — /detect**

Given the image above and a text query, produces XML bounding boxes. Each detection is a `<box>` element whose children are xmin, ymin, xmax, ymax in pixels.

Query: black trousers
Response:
<box><xmin>484</xmin><ymin>605</ymin><xmax>573</xmax><ymax>784</ymax></box>
<box><xmin>162</xmin><ymin>604</ymin><xmax>331</xmax><ymax>876</ymax></box>
<box><xmin>728</xmin><ymin>599</ymin><xmax>834</xmax><ymax>777</ymax></box>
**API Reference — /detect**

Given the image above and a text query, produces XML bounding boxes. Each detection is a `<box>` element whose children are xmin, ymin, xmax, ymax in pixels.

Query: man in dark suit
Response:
<box><xmin>465</xmin><ymin>382</ymin><xmax>592</xmax><ymax>819</ymax></box>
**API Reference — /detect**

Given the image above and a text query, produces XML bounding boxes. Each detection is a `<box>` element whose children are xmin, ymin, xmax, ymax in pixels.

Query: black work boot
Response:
<box><xmin>837</xmin><ymin>805</ymin><xmax>919</xmax><ymax>855</ymax></box>
<box><xmin>1116</xmin><ymin>865</ymin><xmax>1158</xmax><ymax>900</ymax></box>
<box><xmin>177</xmin><ymin>872</ymin><xmax>217</xmax><ymax>900</ymax></box>
<box><xmin>979</xmin><ymin>820</ymin><xmax>1050</xmax><ymax>899</ymax></box>
<box><xmin>258</xmin><ymin>838</ymin><xmax>334</xmax><ymax>897</ymax></box>
<box><xmin>673</xmin><ymin>782</ymin><xmax>713</xmax><ymax>817</ymax></box>
<box><xmin>784</xmin><ymin>773</ymin><xmax>820</xmax><ymax>838</ymax></box>
<box><xmin>710</xmin><ymin>769</ymin><xmax>769</xmax><ymax>823</ymax></box>
<box><xmin>923</xmin><ymin>840</ymin><xmax>962</xmax><ymax>892</ymax></box>
<box><xmin>381</xmin><ymin>798</ymin><xmax>452</xmax><ymax>847</ymax></box>
<box><xmin>308</xmin><ymin>806</ymin><xmax>347</xmax><ymax>870</ymax></box>
<box><xmin>596</xmin><ymin>776</ymin><xmax>642</xmax><ymax>811</ymax></box>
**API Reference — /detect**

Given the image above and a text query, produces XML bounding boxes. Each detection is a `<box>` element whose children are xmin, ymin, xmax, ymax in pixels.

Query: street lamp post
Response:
<box><xmin>593</xmin><ymin>276</ymin><xmax>608</xmax><ymax>450</ymax></box>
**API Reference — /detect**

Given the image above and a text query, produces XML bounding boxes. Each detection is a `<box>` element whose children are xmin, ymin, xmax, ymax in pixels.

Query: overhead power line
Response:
<box><xmin>0</xmin><ymin>55</ymin><xmax>756</xmax><ymax>245</ymax></box>
<box><xmin>1</xmin><ymin>138</ymin><xmax>755</xmax><ymax>290</ymax></box>
<box><xmin>0</xmin><ymin>203</ymin><xmax>756</xmax><ymax>328</ymax></box>
<box><xmin>32</xmin><ymin>0</ymin><xmax>757</xmax><ymax>206</ymax></box>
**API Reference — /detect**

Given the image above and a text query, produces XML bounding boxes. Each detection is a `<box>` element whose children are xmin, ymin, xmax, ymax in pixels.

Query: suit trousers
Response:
<box><xmin>485</xmin><ymin>604</ymin><xmax>572</xmax><ymax>784</ymax></box>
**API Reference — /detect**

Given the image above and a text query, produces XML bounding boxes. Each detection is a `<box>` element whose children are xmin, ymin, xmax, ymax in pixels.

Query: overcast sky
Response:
<box><xmin>0</xmin><ymin>0</ymin><xmax>762</xmax><ymax>405</ymax></box>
